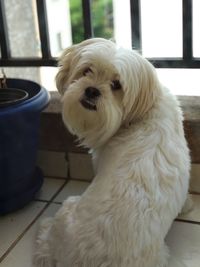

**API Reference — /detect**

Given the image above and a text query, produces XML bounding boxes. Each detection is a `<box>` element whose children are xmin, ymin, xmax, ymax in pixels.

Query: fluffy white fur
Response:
<box><xmin>34</xmin><ymin>38</ymin><xmax>191</xmax><ymax>267</ymax></box>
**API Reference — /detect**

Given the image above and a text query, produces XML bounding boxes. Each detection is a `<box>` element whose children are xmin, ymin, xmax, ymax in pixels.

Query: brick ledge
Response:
<box><xmin>39</xmin><ymin>92</ymin><xmax>200</xmax><ymax>163</ymax></box>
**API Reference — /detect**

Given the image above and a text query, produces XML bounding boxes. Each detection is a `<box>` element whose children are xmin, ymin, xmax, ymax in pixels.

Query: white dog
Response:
<box><xmin>34</xmin><ymin>38</ymin><xmax>191</xmax><ymax>267</ymax></box>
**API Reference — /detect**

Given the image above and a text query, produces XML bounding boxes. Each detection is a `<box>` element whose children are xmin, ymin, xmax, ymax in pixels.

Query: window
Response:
<box><xmin>141</xmin><ymin>0</ymin><xmax>182</xmax><ymax>58</ymax></box>
<box><xmin>0</xmin><ymin>0</ymin><xmax>199</xmax><ymax>95</ymax></box>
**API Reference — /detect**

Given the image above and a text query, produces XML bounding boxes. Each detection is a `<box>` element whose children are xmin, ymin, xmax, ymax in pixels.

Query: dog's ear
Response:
<box><xmin>122</xmin><ymin>54</ymin><xmax>161</xmax><ymax>126</ymax></box>
<box><xmin>55</xmin><ymin>44</ymin><xmax>80</xmax><ymax>95</ymax></box>
<box><xmin>56</xmin><ymin>38</ymin><xmax>112</xmax><ymax>95</ymax></box>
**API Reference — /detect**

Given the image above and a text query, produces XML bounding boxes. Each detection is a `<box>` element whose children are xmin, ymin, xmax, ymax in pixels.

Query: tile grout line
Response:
<box><xmin>0</xmin><ymin>180</ymin><xmax>69</xmax><ymax>263</ymax></box>
<box><xmin>51</xmin><ymin>201</ymin><xmax>62</xmax><ymax>205</ymax></box>
<box><xmin>189</xmin><ymin>191</ymin><xmax>200</xmax><ymax>195</ymax></box>
<box><xmin>175</xmin><ymin>218</ymin><xmax>200</xmax><ymax>225</ymax></box>
<box><xmin>44</xmin><ymin>175</ymin><xmax>68</xmax><ymax>180</ymax></box>
<box><xmin>68</xmin><ymin>177</ymin><xmax>92</xmax><ymax>183</ymax></box>
<box><xmin>34</xmin><ymin>199</ymin><xmax>63</xmax><ymax>205</ymax></box>
<box><xmin>34</xmin><ymin>198</ymin><xmax>50</xmax><ymax>203</ymax></box>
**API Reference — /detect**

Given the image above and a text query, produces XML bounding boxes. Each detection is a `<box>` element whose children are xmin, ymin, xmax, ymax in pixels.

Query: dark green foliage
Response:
<box><xmin>69</xmin><ymin>0</ymin><xmax>113</xmax><ymax>44</ymax></box>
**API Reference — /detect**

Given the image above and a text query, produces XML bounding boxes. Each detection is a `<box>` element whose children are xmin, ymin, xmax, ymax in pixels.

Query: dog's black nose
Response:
<box><xmin>85</xmin><ymin>87</ymin><xmax>101</xmax><ymax>99</ymax></box>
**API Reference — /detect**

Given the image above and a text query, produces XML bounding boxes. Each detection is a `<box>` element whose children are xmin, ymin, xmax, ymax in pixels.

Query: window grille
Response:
<box><xmin>0</xmin><ymin>0</ymin><xmax>199</xmax><ymax>68</ymax></box>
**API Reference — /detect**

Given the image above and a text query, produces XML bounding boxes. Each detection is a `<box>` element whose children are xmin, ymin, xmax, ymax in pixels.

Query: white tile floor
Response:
<box><xmin>0</xmin><ymin>178</ymin><xmax>200</xmax><ymax>267</ymax></box>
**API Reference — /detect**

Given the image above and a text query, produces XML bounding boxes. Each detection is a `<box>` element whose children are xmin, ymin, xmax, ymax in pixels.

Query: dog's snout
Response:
<box><xmin>85</xmin><ymin>87</ymin><xmax>101</xmax><ymax>99</ymax></box>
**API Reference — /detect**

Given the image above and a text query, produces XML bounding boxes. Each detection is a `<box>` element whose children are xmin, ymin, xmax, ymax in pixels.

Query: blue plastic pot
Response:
<box><xmin>0</xmin><ymin>78</ymin><xmax>50</xmax><ymax>215</ymax></box>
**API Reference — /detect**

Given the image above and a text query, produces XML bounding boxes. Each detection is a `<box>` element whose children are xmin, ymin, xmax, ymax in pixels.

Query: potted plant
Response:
<box><xmin>0</xmin><ymin>73</ymin><xmax>50</xmax><ymax>214</ymax></box>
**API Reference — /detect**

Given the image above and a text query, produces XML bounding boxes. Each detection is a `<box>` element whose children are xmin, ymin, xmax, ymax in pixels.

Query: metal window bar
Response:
<box><xmin>0</xmin><ymin>0</ymin><xmax>200</xmax><ymax>68</ymax></box>
<box><xmin>130</xmin><ymin>0</ymin><xmax>141</xmax><ymax>51</ymax></box>
<box><xmin>183</xmin><ymin>0</ymin><xmax>193</xmax><ymax>61</ymax></box>
<box><xmin>36</xmin><ymin>0</ymin><xmax>51</xmax><ymax>59</ymax></box>
<box><xmin>0</xmin><ymin>0</ymin><xmax>11</xmax><ymax>59</ymax></box>
<box><xmin>82</xmin><ymin>0</ymin><xmax>94</xmax><ymax>39</ymax></box>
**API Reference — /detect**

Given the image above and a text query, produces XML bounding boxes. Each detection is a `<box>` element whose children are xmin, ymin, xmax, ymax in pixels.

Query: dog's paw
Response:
<box><xmin>67</xmin><ymin>195</ymin><xmax>81</xmax><ymax>203</ymax></box>
<box><xmin>62</xmin><ymin>196</ymin><xmax>81</xmax><ymax>207</ymax></box>
<box><xmin>33</xmin><ymin>218</ymin><xmax>54</xmax><ymax>267</ymax></box>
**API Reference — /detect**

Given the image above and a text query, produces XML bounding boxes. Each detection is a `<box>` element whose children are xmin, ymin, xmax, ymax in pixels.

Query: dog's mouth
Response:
<box><xmin>80</xmin><ymin>98</ymin><xmax>97</xmax><ymax>111</ymax></box>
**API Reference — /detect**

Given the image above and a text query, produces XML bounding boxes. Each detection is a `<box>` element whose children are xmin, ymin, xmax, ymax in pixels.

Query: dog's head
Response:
<box><xmin>56</xmin><ymin>38</ymin><xmax>161</xmax><ymax>148</ymax></box>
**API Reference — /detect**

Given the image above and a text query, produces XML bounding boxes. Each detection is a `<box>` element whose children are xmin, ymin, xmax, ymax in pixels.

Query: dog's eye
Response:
<box><xmin>111</xmin><ymin>80</ymin><xmax>121</xmax><ymax>91</ymax></box>
<box><xmin>83</xmin><ymin>67</ymin><xmax>93</xmax><ymax>76</ymax></box>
